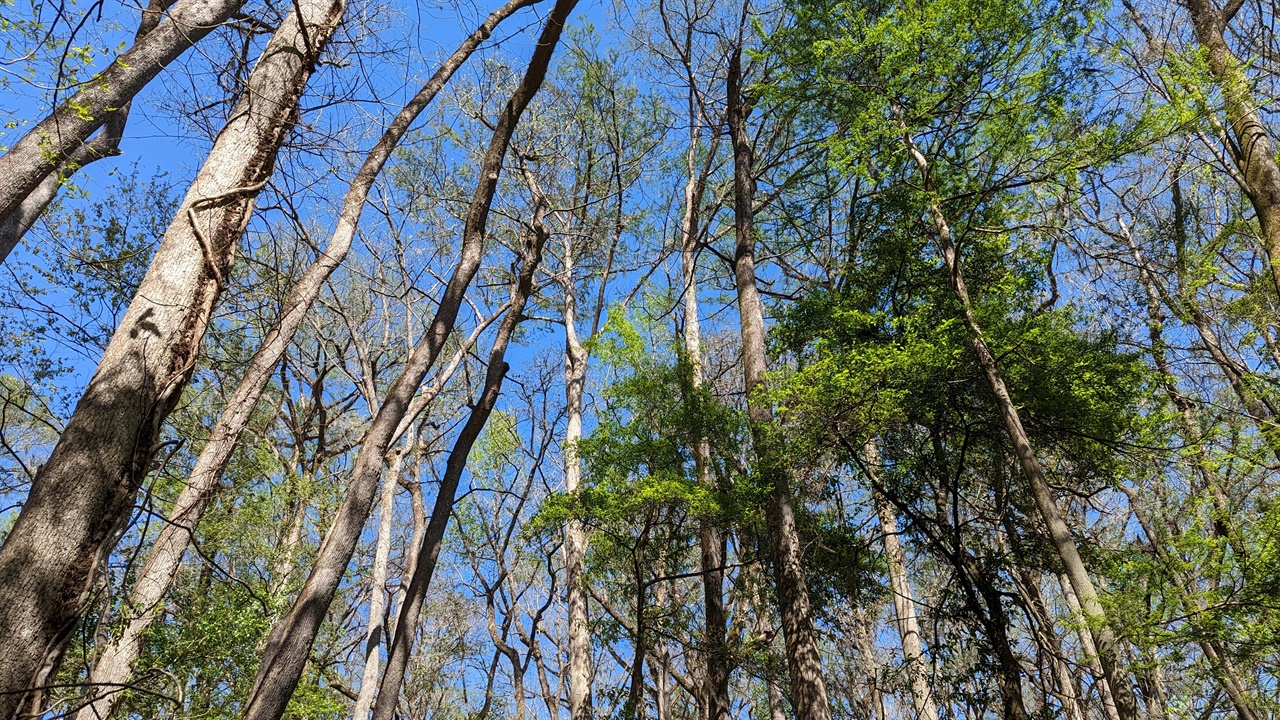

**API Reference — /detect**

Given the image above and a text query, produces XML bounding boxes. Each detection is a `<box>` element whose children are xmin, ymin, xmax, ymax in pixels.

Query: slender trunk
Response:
<box><xmin>0</xmin><ymin>0</ymin><xmax>342</xmax><ymax>711</ymax></box>
<box><xmin>1011</xmin><ymin>569</ymin><xmax>1085</xmax><ymax>720</ymax></box>
<box><xmin>0</xmin><ymin>0</ymin><xmax>253</xmax><ymax>253</ymax></box>
<box><xmin>898</xmin><ymin>124</ymin><xmax>1138</xmax><ymax>720</ymax></box>
<box><xmin>562</xmin><ymin>236</ymin><xmax>595</xmax><ymax>720</ymax></box>
<box><xmin>851</xmin><ymin>605</ymin><xmax>886</xmax><ymax>720</ymax></box>
<box><xmin>959</xmin><ymin>554</ymin><xmax>1031</xmax><ymax>720</ymax></box>
<box><xmin>727</xmin><ymin>49</ymin><xmax>831</xmax><ymax>720</ymax></box>
<box><xmin>236</xmin><ymin>2</ymin><xmax>571</xmax><ymax>714</ymax></box>
<box><xmin>864</xmin><ymin>440</ymin><xmax>938</xmax><ymax>720</ymax></box>
<box><xmin>370</xmin><ymin>193</ymin><xmax>553</xmax><ymax>720</ymax></box>
<box><xmin>679</xmin><ymin>97</ymin><xmax>730</xmax><ymax>720</ymax></box>
<box><xmin>351</xmin><ymin>440</ymin><xmax>413</xmax><ymax>720</ymax></box>
<box><xmin>1183</xmin><ymin>0</ymin><xmax>1280</xmax><ymax>295</ymax></box>
<box><xmin>270</xmin><ymin>477</ymin><xmax>311</xmax><ymax>598</ymax></box>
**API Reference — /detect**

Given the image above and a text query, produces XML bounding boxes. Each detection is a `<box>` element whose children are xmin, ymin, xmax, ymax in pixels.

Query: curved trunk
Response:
<box><xmin>0</xmin><ymin>0</ymin><xmax>342</xmax><ymax>712</ymax></box>
<box><xmin>1183</xmin><ymin>0</ymin><xmax>1280</xmax><ymax>295</ymax></box>
<box><xmin>0</xmin><ymin>0</ymin><xmax>251</xmax><ymax>256</ymax></box>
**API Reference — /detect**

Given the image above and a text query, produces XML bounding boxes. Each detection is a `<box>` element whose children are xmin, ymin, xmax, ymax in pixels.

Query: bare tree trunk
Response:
<box><xmin>1183</xmin><ymin>0</ymin><xmax>1280</xmax><ymax>295</ymax></box>
<box><xmin>562</xmin><ymin>233</ymin><xmax>595</xmax><ymax>720</ymax></box>
<box><xmin>897</xmin><ymin>122</ymin><xmax>1139</xmax><ymax>720</ymax></box>
<box><xmin>863</xmin><ymin>439</ymin><xmax>938</xmax><ymax>720</ymax></box>
<box><xmin>0</xmin><ymin>0</ymin><xmax>253</xmax><ymax>254</ymax></box>
<box><xmin>0</xmin><ymin>0</ymin><xmax>174</xmax><ymax>258</ymax></box>
<box><xmin>678</xmin><ymin>94</ymin><xmax>730</xmax><ymax>720</ymax></box>
<box><xmin>370</xmin><ymin>182</ymin><xmax>553</xmax><ymax>720</ymax></box>
<box><xmin>0</xmin><ymin>0</ymin><xmax>342</xmax><ymax>711</ymax></box>
<box><xmin>352</xmin><ymin>439</ymin><xmax>413</xmax><ymax>720</ymax></box>
<box><xmin>727</xmin><ymin>49</ymin><xmax>831</xmax><ymax>720</ymax></box>
<box><xmin>238</xmin><ymin>4</ymin><xmax>574</xmax><ymax>716</ymax></box>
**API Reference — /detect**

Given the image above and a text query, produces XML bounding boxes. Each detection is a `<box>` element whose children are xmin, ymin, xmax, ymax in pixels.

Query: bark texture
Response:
<box><xmin>237</xmin><ymin>3</ymin><xmax>574</xmax><ymax>715</ymax></box>
<box><xmin>1183</xmin><ymin>0</ymin><xmax>1280</xmax><ymax>295</ymax></box>
<box><xmin>0</xmin><ymin>0</ymin><xmax>341</xmax><ymax>712</ymax></box>
<box><xmin>898</xmin><ymin>124</ymin><xmax>1139</xmax><ymax>720</ymax></box>
<box><xmin>68</xmin><ymin>4</ymin><xmax>529</xmax><ymax>717</ymax></box>
<box><xmin>562</xmin><ymin>234</ymin><xmax>595</xmax><ymax>720</ymax></box>
<box><xmin>727</xmin><ymin>49</ymin><xmax>831</xmax><ymax>720</ymax></box>
<box><xmin>678</xmin><ymin>119</ymin><xmax>730</xmax><ymax>720</ymax></box>
<box><xmin>0</xmin><ymin>0</ymin><xmax>250</xmax><ymax>259</ymax></box>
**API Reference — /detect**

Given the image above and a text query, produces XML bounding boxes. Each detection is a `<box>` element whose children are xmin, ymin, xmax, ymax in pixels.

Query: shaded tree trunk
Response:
<box><xmin>63</xmin><ymin>3</ymin><xmax>525</xmax><ymax>713</ymax></box>
<box><xmin>727</xmin><ymin>48</ymin><xmax>831</xmax><ymax>720</ymax></box>
<box><xmin>237</xmin><ymin>3</ymin><xmax>575</xmax><ymax>716</ymax></box>
<box><xmin>0</xmin><ymin>0</ymin><xmax>342</xmax><ymax>711</ymax></box>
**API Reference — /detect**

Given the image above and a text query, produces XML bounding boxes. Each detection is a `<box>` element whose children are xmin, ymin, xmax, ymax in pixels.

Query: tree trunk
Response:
<box><xmin>0</xmin><ymin>0</ymin><xmax>174</xmax><ymax>258</ymax></box>
<box><xmin>1183</xmin><ymin>0</ymin><xmax>1280</xmax><ymax>295</ymax></box>
<box><xmin>562</xmin><ymin>232</ymin><xmax>595</xmax><ymax>720</ymax></box>
<box><xmin>351</xmin><ymin>440</ymin><xmax>413</xmax><ymax>720</ymax></box>
<box><xmin>370</xmin><ymin>188</ymin><xmax>552</xmax><ymax>720</ymax></box>
<box><xmin>678</xmin><ymin>98</ymin><xmax>730</xmax><ymax>720</ymax></box>
<box><xmin>864</xmin><ymin>439</ymin><xmax>939</xmax><ymax>720</ymax></box>
<box><xmin>898</xmin><ymin>124</ymin><xmax>1139</xmax><ymax>720</ymax></box>
<box><xmin>0</xmin><ymin>0</ymin><xmax>253</xmax><ymax>256</ymax></box>
<box><xmin>237</xmin><ymin>3</ymin><xmax>574</xmax><ymax>716</ymax></box>
<box><xmin>727</xmin><ymin>49</ymin><xmax>831</xmax><ymax>720</ymax></box>
<box><xmin>0</xmin><ymin>0</ymin><xmax>342</xmax><ymax>711</ymax></box>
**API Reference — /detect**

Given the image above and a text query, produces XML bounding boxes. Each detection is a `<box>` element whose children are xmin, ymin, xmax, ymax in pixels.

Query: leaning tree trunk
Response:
<box><xmin>727</xmin><ymin>49</ymin><xmax>832</xmax><ymax>720</ymax></box>
<box><xmin>0</xmin><ymin>0</ymin><xmax>254</xmax><ymax>261</ymax></box>
<box><xmin>0</xmin><ymin>0</ymin><xmax>342</xmax><ymax>712</ymax></box>
<box><xmin>350</xmin><ymin>438</ymin><xmax>413</xmax><ymax>720</ymax></box>
<box><xmin>897</xmin><ymin>124</ymin><xmax>1139</xmax><ymax>720</ymax></box>
<box><xmin>370</xmin><ymin>191</ymin><xmax>551</xmax><ymax>720</ymax></box>
<box><xmin>237</xmin><ymin>3</ymin><xmax>575</xmax><ymax>716</ymax></box>
<box><xmin>65</xmin><ymin>3</ymin><xmax>526</xmax><ymax>715</ymax></box>
<box><xmin>0</xmin><ymin>0</ymin><xmax>173</xmax><ymax>259</ymax></box>
<box><xmin>1183</xmin><ymin>0</ymin><xmax>1280</xmax><ymax>295</ymax></box>
<box><xmin>863</xmin><ymin>439</ymin><xmax>939</xmax><ymax>720</ymax></box>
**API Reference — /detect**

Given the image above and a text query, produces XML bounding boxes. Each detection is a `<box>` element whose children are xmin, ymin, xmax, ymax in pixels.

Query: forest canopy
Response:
<box><xmin>0</xmin><ymin>0</ymin><xmax>1277</xmax><ymax>718</ymax></box>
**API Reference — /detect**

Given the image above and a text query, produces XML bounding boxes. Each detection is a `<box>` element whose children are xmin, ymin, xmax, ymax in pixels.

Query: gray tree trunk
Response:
<box><xmin>371</xmin><ymin>192</ymin><xmax>551</xmax><ymax>720</ymax></box>
<box><xmin>0</xmin><ymin>0</ymin><xmax>251</xmax><ymax>259</ymax></box>
<box><xmin>237</xmin><ymin>3</ymin><xmax>574</xmax><ymax>715</ymax></box>
<box><xmin>561</xmin><ymin>232</ymin><xmax>595</xmax><ymax>720</ymax></box>
<box><xmin>727</xmin><ymin>49</ymin><xmax>831</xmax><ymax>720</ymax></box>
<box><xmin>0</xmin><ymin>0</ymin><xmax>342</xmax><ymax>711</ymax></box>
<box><xmin>863</xmin><ymin>439</ymin><xmax>939</xmax><ymax>720</ymax></box>
<box><xmin>63</xmin><ymin>3</ymin><xmax>525</xmax><ymax>714</ymax></box>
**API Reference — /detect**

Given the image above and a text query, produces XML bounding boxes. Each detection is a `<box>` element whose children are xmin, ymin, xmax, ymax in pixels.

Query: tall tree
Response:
<box><xmin>0</xmin><ymin>0</ymin><xmax>344</xmax><ymax>710</ymax></box>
